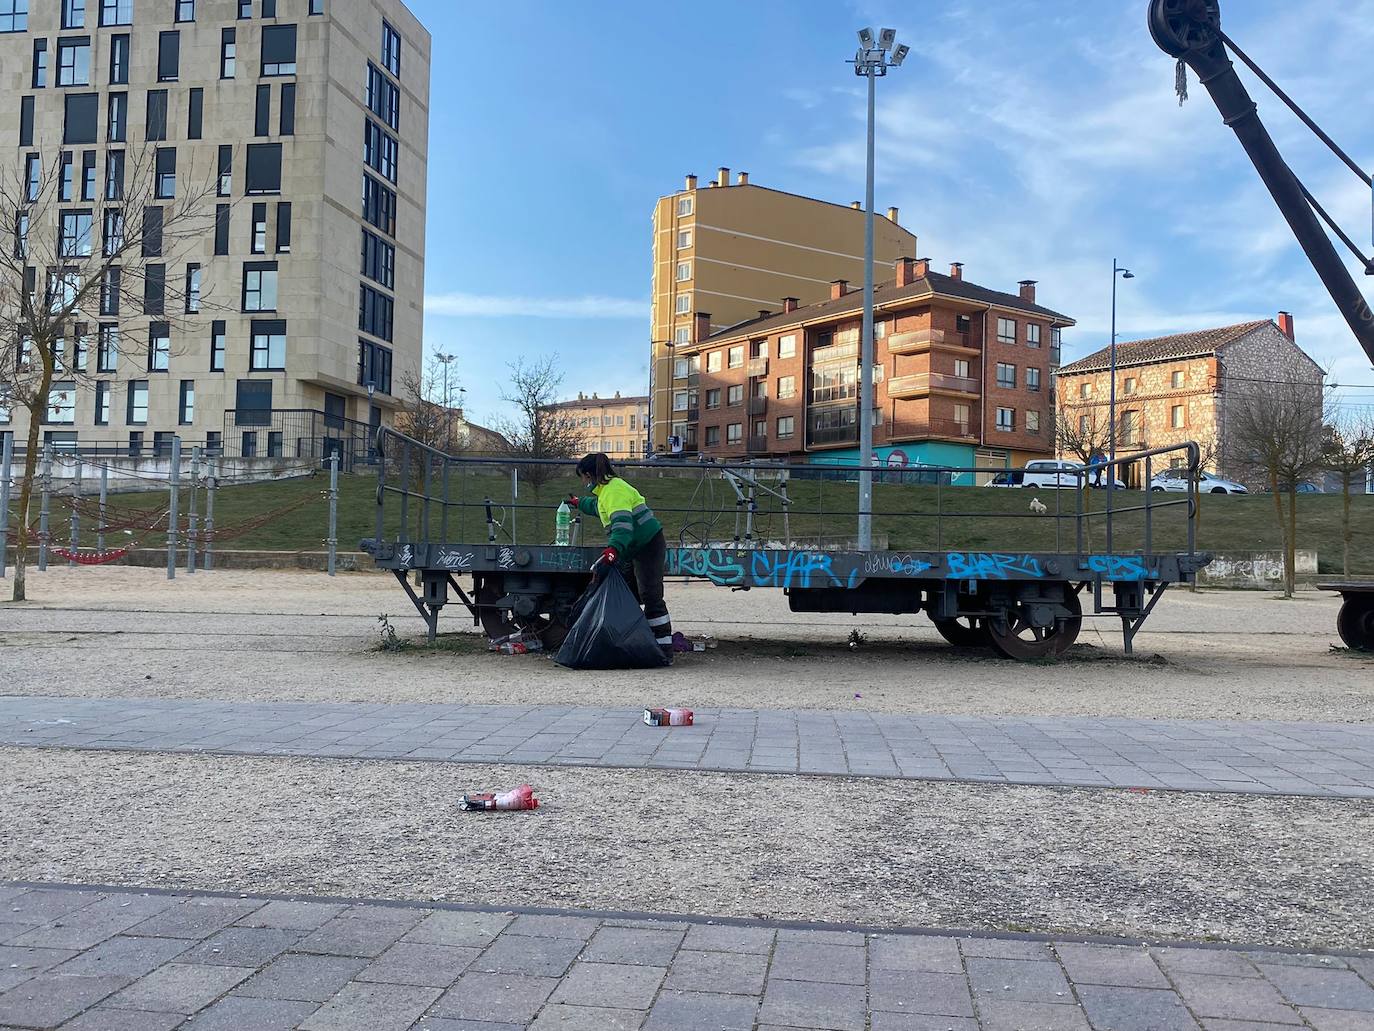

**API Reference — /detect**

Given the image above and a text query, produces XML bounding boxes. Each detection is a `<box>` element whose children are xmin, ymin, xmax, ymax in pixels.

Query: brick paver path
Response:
<box><xmin>0</xmin><ymin>884</ymin><xmax>1371</xmax><ymax>1030</ymax></box>
<box><xmin>4</xmin><ymin>696</ymin><xmax>1373</xmax><ymax>797</ymax></box>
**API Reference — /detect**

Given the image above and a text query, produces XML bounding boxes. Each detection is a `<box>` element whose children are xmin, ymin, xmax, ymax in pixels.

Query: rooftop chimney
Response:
<box><xmin>736</xmin><ymin>171</ymin><xmax>749</xmax><ymax>185</ymax></box>
<box><xmin>896</xmin><ymin>256</ymin><xmax>918</xmax><ymax>288</ymax></box>
<box><xmin>913</xmin><ymin>257</ymin><xmax>931</xmax><ymax>279</ymax></box>
<box><xmin>886</xmin><ymin>206</ymin><xmax>899</xmax><ymax>222</ymax></box>
<box><xmin>684</xmin><ymin>173</ymin><xmax>697</xmax><ymax>190</ymax></box>
<box><xmin>830</xmin><ymin>279</ymin><xmax>849</xmax><ymax>300</ymax></box>
<box><xmin>614</xmin><ymin>390</ymin><xmax>621</xmax><ymax>398</ymax></box>
<box><xmin>782</xmin><ymin>296</ymin><xmax>800</xmax><ymax>313</ymax></box>
<box><xmin>694</xmin><ymin>310</ymin><xmax>712</xmax><ymax>343</ymax></box>
<box><xmin>850</xmin><ymin>201</ymin><xmax>861</xmax><ymax>210</ymax></box>
<box><xmin>1018</xmin><ymin>279</ymin><xmax>1037</xmax><ymax>304</ymax></box>
<box><xmin>1277</xmin><ymin>310</ymin><xmax>1295</xmax><ymax>340</ymax></box>
<box><xmin>577</xmin><ymin>391</ymin><xmax>585</xmax><ymax>401</ymax></box>
<box><xmin>949</xmin><ymin>262</ymin><xmax>964</xmax><ymax>280</ymax></box>
<box><xmin>716</xmin><ymin>166</ymin><xmax>729</xmax><ymax>187</ymax></box>
<box><xmin>758</xmin><ymin>309</ymin><xmax>772</xmax><ymax>319</ymax></box>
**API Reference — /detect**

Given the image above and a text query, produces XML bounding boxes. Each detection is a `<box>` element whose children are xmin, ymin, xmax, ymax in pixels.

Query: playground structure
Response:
<box><xmin>361</xmin><ymin>428</ymin><xmax>1212</xmax><ymax>661</ymax></box>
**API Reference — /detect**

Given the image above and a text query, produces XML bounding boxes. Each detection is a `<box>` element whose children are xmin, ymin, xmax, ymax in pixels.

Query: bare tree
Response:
<box><xmin>495</xmin><ymin>356</ymin><xmax>586</xmax><ymax>493</ymax></box>
<box><xmin>1229</xmin><ymin>375</ymin><xmax>1326</xmax><ymax>597</ymax></box>
<box><xmin>1</xmin><ymin>147</ymin><xmax>219</xmax><ymax>601</ymax></box>
<box><xmin>1054</xmin><ymin>405</ymin><xmax>1113</xmax><ymax>465</ymax></box>
<box><xmin>395</xmin><ymin>354</ymin><xmax>465</xmax><ymax>454</ymax></box>
<box><xmin>1322</xmin><ymin>406</ymin><xmax>1374</xmax><ymax>576</ymax></box>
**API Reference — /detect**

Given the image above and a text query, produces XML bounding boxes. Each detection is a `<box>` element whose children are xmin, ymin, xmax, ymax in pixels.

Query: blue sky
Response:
<box><xmin>414</xmin><ymin>0</ymin><xmax>1374</xmax><ymax>425</ymax></box>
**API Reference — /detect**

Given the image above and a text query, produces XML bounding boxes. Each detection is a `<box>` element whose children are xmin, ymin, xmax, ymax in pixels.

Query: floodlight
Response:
<box><xmin>857</xmin><ymin>27</ymin><xmax>875</xmax><ymax>48</ymax></box>
<box><xmin>878</xmin><ymin>28</ymin><xmax>897</xmax><ymax>50</ymax></box>
<box><xmin>890</xmin><ymin>43</ymin><xmax>910</xmax><ymax>65</ymax></box>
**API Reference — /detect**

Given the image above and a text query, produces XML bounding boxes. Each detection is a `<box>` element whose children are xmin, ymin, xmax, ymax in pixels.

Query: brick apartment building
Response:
<box><xmin>545</xmin><ymin>392</ymin><xmax>649</xmax><ymax>457</ymax></box>
<box><xmin>669</xmin><ymin>258</ymin><xmax>1074</xmax><ymax>477</ymax></box>
<box><xmin>1054</xmin><ymin>313</ymin><xmax>1324</xmax><ymax>487</ymax></box>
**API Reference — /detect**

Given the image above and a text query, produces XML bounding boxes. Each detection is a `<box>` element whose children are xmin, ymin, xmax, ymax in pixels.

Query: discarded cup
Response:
<box><xmin>461</xmin><ymin>784</ymin><xmax>539</xmax><ymax>811</ymax></box>
<box><xmin>644</xmin><ymin>707</ymin><xmax>694</xmax><ymax>727</ymax></box>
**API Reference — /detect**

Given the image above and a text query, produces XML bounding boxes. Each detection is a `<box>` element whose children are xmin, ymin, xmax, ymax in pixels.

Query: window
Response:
<box><xmin>246</xmin><ymin>143</ymin><xmax>282</xmax><ymax>193</ymax></box>
<box><xmin>953</xmin><ymin>403</ymin><xmax>971</xmax><ymax>430</ymax></box>
<box><xmin>99</xmin><ymin>95</ymin><xmax>125</xmax><ymax>144</ymax></box>
<box><xmin>104</xmin><ymin>150</ymin><xmax>124</xmax><ymax>200</ymax></box>
<box><xmin>776</xmin><ymin>375</ymin><xmax>796</xmax><ymax>400</ymax></box>
<box><xmin>723</xmin><ymin>383</ymin><xmax>745</xmax><ymax>406</ymax></box>
<box><xmin>262</xmin><ymin>0</ymin><xmax>276</xmax><ymax>15</ymax></box>
<box><xmin>94</xmin><ymin>381</ymin><xmax>110</xmax><ymax>424</ymax></box>
<box><xmin>949</xmin><ymin>359</ymin><xmax>969</xmax><ymax>380</ymax></box>
<box><xmin>250</xmin><ymin>319</ymin><xmax>286</xmax><ymax>370</ymax></box>
<box><xmin>275</xmin><ymin>202</ymin><xmax>291</xmax><ymax>252</ymax></box>
<box><xmin>1026</xmin><ymin>368</ymin><xmax>1041</xmax><ymax>392</ymax></box>
<box><xmin>997</xmin><ymin>318</ymin><xmax>1016</xmax><ymax>345</ymax></box>
<box><xmin>99</xmin><ymin>268</ymin><xmax>119</xmax><ymax>315</ymax></box>
<box><xmin>19</xmin><ymin>95</ymin><xmax>34</xmax><ymax>146</ymax></box>
<box><xmin>179</xmin><ymin>380</ymin><xmax>194</xmax><ymax>424</ymax></box>
<box><xmin>726</xmin><ymin>423</ymin><xmax>742</xmax><ymax>445</ymax></box>
<box><xmin>185</xmin><ymin>263</ymin><xmax>201</xmax><ymax>313</ymax></box>
<box><xmin>148</xmin><ymin>322</ymin><xmax>169</xmax><ymax>370</ymax></box>
<box><xmin>60</xmin><ymin>210</ymin><xmax>93</xmax><ymax>257</ymax></box>
<box><xmin>62</xmin><ymin>0</ymin><xmax>85</xmax><ymax>27</ymax></box>
<box><xmin>676</xmin><ymin>229</ymin><xmax>691</xmax><ymax>248</ymax></box>
<box><xmin>146</xmin><ymin>90</ymin><xmax>168</xmax><ymax>141</ymax></box>
<box><xmin>1171</xmin><ymin>404</ymin><xmax>1185</xmax><ymax>429</ymax></box>
<box><xmin>158</xmin><ymin>31</ymin><xmax>180</xmax><ymax>81</ymax></box>
<box><xmin>753</xmin><ymin>419</ymin><xmax>766</xmax><ymax>439</ymax></box>
<box><xmin>242</xmin><ymin>261</ymin><xmax>278</xmax><ymax>311</ymax></box>
<box><xmin>109</xmin><ymin>33</ymin><xmax>128</xmax><ymax>83</ymax></box>
<box><xmin>1079</xmin><ymin>414</ymin><xmax>1091</xmax><ymax>435</ymax></box>
<box><xmin>996</xmin><ymin>363</ymin><xmax>1016</xmax><ymax>389</ymax></box>
<box><xmin>47</xmin><ymin>268</ymin><xmax>81</xmax><ymax>313</ymax></box>
<box><xmin>706</xmin><ymin>351</ymin><xmax>721</xmax><ymax>373</ymax></box>
<box><xmin>279</xmin><ymin>83</ymin><xmax>295</xmax><ymax>135</ymax></box>
<box><xmin>32</xmin><ymin>38</ymin><xmax>47</xmax><ymax>87</ymax></box>
<box><xmin>1124</xmin><ymin>376</ymin><xmax>1136</xmax><ymax>395</ymax></box>
<box><xmin>250</xmin><ymin>202</ymin><xmax>267</xmax><ymax>252</ymax></box>
<box><xmin>366</xmin><ymin>63</ymin><xmax>399</xmax><ymax>129</ymax></box>
<box><xmin>237</xmin><ymin>0</ymin><xmax>250</xmax><ymax>17</ymax></box>
<box><xmin>363</xmin><ymin>175</ymin><xmax>396</xmax><ymax>235</ymax></box>
<box><xmin>47</xmin><ymin>382</ymin><xmax>77</xmax><ymax>424</ymax></box>
<box><xmin>100</xmin><ymin>0</ymin><xmax>131</xmax><ymax>26</ymax></box>
<box><xmin>677</xmin><ymin>196</ymin><xmax>692</xmax><ymax>217</ymax></box>
<box><xmin>221</xmin><ymin>28</ymin><xmax>236</xmax><ymax>78</ymax></box>
<box><xmin>778</xmin><ymin>334</ymin><xmax>796</xmax><ymax>359</ymax></box>
<box><xmin>309</xmin><ymin>0</ymin><xmax>323</xmax><ymax>13</ymax></box>
<box><xmin>254</xmin><ymin>83</ymin><xmax>271</xmax><ymax>135</ymax></box>
<box><xmin>1</xmin><ymin>0</ymin><xmax>27</xmax><ymax>31</ymax></box>
<box><xmin>261</xmin><ymin>24</ymin><xmax>297</xmax><ymax>76</ymax></box>
<box><xmin>358</xmin><ymin>285</ymin><xmax>393</xmax><ymax>341</ymax></box>
<box><xmin>14</xmin><ymin>211</ymin><xmax>29</xmax><ymax>258</ymax></box>
<box><xmin>1025</xmin><ymin>410</ymin><xmax>1041</xmax><ymax>433</ymax></box>
<box><xmin>142</xmin><ymin>205</ymin><xmax>163</xmax><ymax>256</ymax></box>
<box><xmin>672</xmin><ymin>391</ymin><xmax>688</xmax><ymax>413</ymax></box>
<box><xmin>357</xmin><ymin>340</ymin><xmax>392</xmax><ymax>393</ymax></box>
<box><xmin>80</xmin><ymin>150</ymin><xmax>96</xmax><ymax>200</ymax></box>
<box><xmin>126</xmin><ymin>380</ymin><xmax>148</xmax><ymax>424</ymax></box>
<box><xmin>1171</xmin><ymin>370</ymin><xmax>1184</xmax><ymax>389</ymax></box>
<box><xmin>24</xmin><ymin>154</ymin><xmax>40</xmax><ymax>201</ymax></box>
<box><xmin>672</xmin><ymin>326</ymin><xmax>691</xmax><ymax>346</ymax></box>
<box><xmin>752</xmin><ymin>379</ymin><xmax>768</xmax><ymax>399</ymax></box>
<box><xmin>996</xmin><ymin>407</ymin><xmax>1015</xmax><ymax>432</ymax></box>
<box><xmin>776</xmin><ymin>416</ymin><xmax>795</xmax><ymax>439</ymax></box>
<box><xmin>1079</xmin><ymin>382</ymin><xmax>1092</xmax><ymax>398</ymax></box>
<box><xmin>210</xmin><ymin>320</ymin><xmax>225</xmax><ymax>371</ymax></box>
<box><xmin>675</xmin><ymin>261</ymin><xmax>690</xmax><ymax>282</ymax></box>
<box><xmin>1027</xmin><ymin>323</ymin><xmax>1041</xmax><ymax>348</ymax></box>
<box><xmin>143</xmin><ymin>264</ymin><xmax>164</xmax><ymax>314</ymax></box>
<box><xmin>176</xmin><ymin>0</ymin><xmax>195</xmax><ymax>22</ymax></box>
<box><xmin>363</xmin><ymin>120</ymin><xmax>398</xmax><ymax>182</ymax></box>
<box><xmin>214</xmin><ymin>145</ymin><xmax>234</xmax><ymax>197</ymax></box>
<box><xmin>704</xmin><ymin>388</ymin><xmax>720</xmax><ymax>410</ymax></box>
<box><xmin>155</xmin><ymin>147</ymin><xmax>176</xmax><ymax>198</ymax></box>
<box><xmin>1120</xmin><ymin>410</ymin><xmax>1139</xmax><ymax>445</ymax></box>
<box><xmin>673</xmin><ymin>357</ymin><xmax>689</xmax><ymax>379</ymax></box>
<box><xmin>58</xmin><ymin>37</ymin><xmax>91</xmax><ymax>86</ymax></box>
<box><xmin>63</xmin><ymin>93</ymin><xmax>97</xmax><ymax>144</ymax></box>
<box><xmin>704</xmin><ymin>426</ymin><xmax>719</xmax><ymax>447</ymax></box>
<box><xmin>728</xmin><ymin>346</ymin><xmax>744</xmax><ymax>369</ymax></box>
<box><xmin>98</xmin><ymin>324</ymin><xmax>118</xmax><ymax>371</ymax></box>
<box><xmin>382</xmin><ymin>20</ymin><xmax>401</xmax><ymax>77</ymax></box>
<box><xmin>59</xmin><ymin>151</ymin><xmax>75</xmax><ymax>199</ymax></box>
<box><xmin>675</xmin><ymin>294</ymin><xmax>691</xmax><ymax>315</ymax></box>
<box><xmin>188</xmin><ymin>88</ymin><xmax>203</xmax><ymax>139</ymax></box>
<box><xmin>361</xmin><ymin>230</ymin><xmax>394</xmax><ymax>288</ymax></box>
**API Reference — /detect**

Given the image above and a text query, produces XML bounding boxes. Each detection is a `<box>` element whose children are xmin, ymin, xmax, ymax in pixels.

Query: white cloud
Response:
<box><xmin>425</xmin><ymin>292</ymin><xmax>646</xmax><ymax>320</ymax></box>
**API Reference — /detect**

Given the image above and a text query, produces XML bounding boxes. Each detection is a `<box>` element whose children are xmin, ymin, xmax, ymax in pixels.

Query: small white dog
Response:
<box><xmin>1029</xmin><ymin>496</ymin><xmax>1047</xmax><ymax>514</ymax></box>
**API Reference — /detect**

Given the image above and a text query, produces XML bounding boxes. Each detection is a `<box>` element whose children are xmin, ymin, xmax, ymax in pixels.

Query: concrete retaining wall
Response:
<box><xmin>1196</xmin><ymin>550</ymin><xmax>1318</xmax><ymax>590</ymax></box>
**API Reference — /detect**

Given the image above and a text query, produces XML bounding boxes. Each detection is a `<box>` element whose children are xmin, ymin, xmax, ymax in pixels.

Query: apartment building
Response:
<box><xmin>1055</xmin><ymin>313</ymin><xmax>1324</xmax><ymax>487</ymax></box>
<box><xmin>0</xmin><ymin>0</ymin><xmax>429</xmax><ymax>458</ymax></box>
<box><xmin>674</xmin><ymin>258</ymin><xmax>1074</xmax><ymax>474</ymax></box>
<box><xmin>649</xmin><ymin>168</ymin><xmax>917</xmax><ymax>453</ymax></box>
<box><xmin>546</xmin><ymin>392</ymin><xmax>649</xmax><ymax>457</ymax></box>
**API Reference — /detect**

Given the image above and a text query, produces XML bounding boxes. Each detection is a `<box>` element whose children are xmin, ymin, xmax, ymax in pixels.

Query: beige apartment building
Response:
<box><xmin>0</xmin><ymin>0</ymin><xmax>428</xmax><ymax>459</ymax></box>
<box><xmin>546</xmin><ymin>392</ymin><xmax>649</xmax><ymax>457</ymax></box>
<box><xmin>649</xmin><ymin>168</ymin><xmax>917</xmax><ymax>452</ymax></box>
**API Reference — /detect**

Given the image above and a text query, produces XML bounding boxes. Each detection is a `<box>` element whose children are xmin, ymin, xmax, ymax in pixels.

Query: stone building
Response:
<box><xmin>544</xmin><ymin>392</ymin><xmax>649</xmax><ymax>458</ymax></box>
<box><xmin>1054</xmin><ymin>313</ymin><xmax>1325</xmax><ymax>487</ymax></box>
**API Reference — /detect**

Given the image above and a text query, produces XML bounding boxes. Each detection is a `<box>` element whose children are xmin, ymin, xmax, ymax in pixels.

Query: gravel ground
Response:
<box><xmin>3</xmin><ymin>568</ymin><xmax>1371</xmax><ymax>721</ymax></box>
<box><xmin>3</xmin><ymin>747</ymin><xmax>1371</xmax><ymax>950</ymax></box>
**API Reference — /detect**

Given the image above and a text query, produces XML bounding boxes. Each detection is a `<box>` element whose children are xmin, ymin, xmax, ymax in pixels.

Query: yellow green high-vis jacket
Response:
<box><xmin>578</xmin><ymin>478</ymin><xmax>663</xmax><ymax>557</ymax></box>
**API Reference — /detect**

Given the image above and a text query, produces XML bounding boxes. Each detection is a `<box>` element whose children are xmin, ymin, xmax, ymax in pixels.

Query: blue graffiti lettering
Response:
<box><xmin>945</xmin><ymin>553</ymin><xmax>1044</xmax><ymax>580</ymax></box>
<box><xmin>749</xmin><ymin>550</ymin><xmax>839</xmax><ymax>589</ymax></box>
<box><xmin>1086</xmin><ymin>554</ymin><xmax>1158</xmax><ymax>580</ymax></box>
<box><xmin>541</xmin><ymin>549</ymin><xmax>591</xmax><ymax>572</ymax></box>
<box><xmin>667</xmin><ymin>548</ymin><xmax>746</xmax><ymax>586</ymax></box>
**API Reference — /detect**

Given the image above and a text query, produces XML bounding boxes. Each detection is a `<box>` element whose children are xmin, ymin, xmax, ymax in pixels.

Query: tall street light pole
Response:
<box><xmin>852</xmin><ymin>28</ymin><xmax>908</xmax><ymax>551</ymax></box>
<box><xmin>1108</xmin><ymin>260</ymin><xmax>1134</xmax><ymax>548</ymax></box>
<box><xmin>435</xmin><ymin>352</ymin><xmax>457</xmax><ymax>452</ymax></box>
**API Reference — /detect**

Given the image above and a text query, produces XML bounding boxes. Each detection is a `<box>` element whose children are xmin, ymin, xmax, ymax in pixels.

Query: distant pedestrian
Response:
<box><xmin>1089</xmin><ymin>449</ymin><xmax>1107</xmax><ymax>488</ymax></box>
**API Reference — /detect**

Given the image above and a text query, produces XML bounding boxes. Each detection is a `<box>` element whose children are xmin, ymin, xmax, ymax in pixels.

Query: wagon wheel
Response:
<box><xmin>1336</xmin><ymin>596</ymin><xmax>1374</xmax><ymax>652</ymax></box>
<box><xmin>475</xmin><ymin>576</ymin><xmax>568</xmax><ymax>649</ymax></box>
<box><xmin>985</xmin><ymin>590</ymin><xmax>1082</xmax><ymax>660</ymax></box>
<box><xmin>931</xmin><ymin>616</ymin><xmax>990</xmax><ymax>648</ymax></box>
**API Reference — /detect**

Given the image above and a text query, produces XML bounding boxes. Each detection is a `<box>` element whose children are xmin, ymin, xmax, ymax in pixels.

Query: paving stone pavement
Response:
<box><xmin>3</xmin><ymin>696</ymin><xmax>1374</xmax><ymax>797</ymax></box>
<box><xmin>0</xmin><ymin>884</ymin><xmax>1371</xmax><ymax>1030</ymax></box>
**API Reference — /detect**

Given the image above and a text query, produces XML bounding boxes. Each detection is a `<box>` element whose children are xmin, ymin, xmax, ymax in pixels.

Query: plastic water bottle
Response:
<box><xmin>555</xmin><ymin>501</ymin><xmax>571</xmax><ymax>546</ymax></box>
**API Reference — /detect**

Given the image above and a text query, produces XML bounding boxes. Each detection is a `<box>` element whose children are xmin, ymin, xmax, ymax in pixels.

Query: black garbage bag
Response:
<box><xmin>555</xmin><ymin>567</ymin><xmax>670</xmax><ymax>670</ymax></box>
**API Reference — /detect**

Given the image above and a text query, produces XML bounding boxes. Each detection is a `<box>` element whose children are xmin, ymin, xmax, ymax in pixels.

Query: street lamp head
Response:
<box><xmin>878</xmin><ymin>28</ymin><xmax>897</xmax><ymax>50</ymax></box>
<box><xmin>890</xmin><ymin>43</ymin><xmax>910</xmax><ymax>66</ymax></box>
<box><xmin>857</xmin><ymin>27</ymin><xmax>875</xmax><ymax>48</ymax></box>
<box><xmin>1121</xmin><ymin>270</ymin><xmax>1135</xmax><ymax>279</ymax></box>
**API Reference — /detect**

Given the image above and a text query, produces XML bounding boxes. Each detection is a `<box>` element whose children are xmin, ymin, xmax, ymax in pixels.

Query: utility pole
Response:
<box><xmin>436</xmin><ymin>352</ymin><xmax>457</xmax><ymax>452</ymax></box>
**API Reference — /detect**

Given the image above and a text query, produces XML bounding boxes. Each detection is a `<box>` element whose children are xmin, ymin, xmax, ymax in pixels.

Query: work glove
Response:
<box><xmin>591</xmin><ymin>546</ymin><xmax>618</xmax><ymax>579</ymax></box>
<box><xmin>567</xmin><ymin>494</ymin><xmax>580</xmax><ymax>507</ymax></box>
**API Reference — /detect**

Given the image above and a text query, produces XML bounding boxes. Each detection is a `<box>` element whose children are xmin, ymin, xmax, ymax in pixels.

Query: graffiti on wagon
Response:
<box><xmin>865</xmin><ymin>553</ymin><xmax>935</xmax><ymax>576</ymax></box>
<box><xmin>667</xmin><ymin>548</ymin><xmax>848</xmax><ymax>589</ymax></box>
<box><xmin>945</xmin><ymin>552</ymin><xmax>1045</xmax><ymax>580</ymax></box>
<box><xmin>1085</xmin><ymin>554</ymin><xmax>1158</xmax><ymax>580</ymax></box>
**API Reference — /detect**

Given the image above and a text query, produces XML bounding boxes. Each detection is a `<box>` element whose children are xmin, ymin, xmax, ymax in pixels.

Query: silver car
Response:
<box><xmin>1150</xmin><ymin>469</ymin><xmax>1249</xmax><ymax>494</ymax></box>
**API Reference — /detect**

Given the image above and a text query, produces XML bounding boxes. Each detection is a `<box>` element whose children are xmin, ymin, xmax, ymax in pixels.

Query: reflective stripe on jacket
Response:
<box><xmin>577</xmin><ymin>477</ymin><xmax>663</xmax><ymax>556</ymax></box>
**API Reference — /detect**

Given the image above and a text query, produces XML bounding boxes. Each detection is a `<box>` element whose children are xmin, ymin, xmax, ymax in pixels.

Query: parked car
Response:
<box><xmin>1019</xmin><ymin>459</ymin><xmax>1126</xmax><ymax>490</ymax></box>
<box><xmin>1266</xmin><ymin>480</ymin><xmax>1322</xmax><ymax>494</ymax></box>
<box><xmin>1149</xmin><ymin>469</ymin><xmax>1249</xmax><ymax>494</ymax></box>
<box><xmin>984</xmin><ymin>470</ymin><xmax>1024</xmax><ymax>488</ymax></box>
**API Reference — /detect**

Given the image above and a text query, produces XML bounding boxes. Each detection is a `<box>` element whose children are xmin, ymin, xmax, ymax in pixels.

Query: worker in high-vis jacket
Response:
<box><xmin>569</xmin><ymin>453</ymin><xmax>673</xmax><ymax>660</ymax></box>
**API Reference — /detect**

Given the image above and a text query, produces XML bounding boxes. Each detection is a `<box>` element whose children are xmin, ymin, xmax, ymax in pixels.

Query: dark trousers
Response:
<box><xmin>624</xmin><ymin>530</ymin><xmax>672</xmax><ymax>646</ymax></box>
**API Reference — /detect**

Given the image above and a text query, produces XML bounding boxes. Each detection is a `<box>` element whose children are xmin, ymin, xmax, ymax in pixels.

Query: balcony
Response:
<box><xmin>747</xmin><ymin>435</ymin><xmax>769</xmax><ymax>453</ymax></box>
<box><xmin>748</xmin><ymin>396</ymin><xmax>767</xmax><ymax>416</ymax></box>
<box><xmin>675</xmin><ymin>407</ymin><xmax>700</xmax><ymax>422</ymax></box>
<box><xmin>887</xmin><ymin>372</ymin><xmax>979</xmax><ymax>400</ymax></box>
<box><xmin>808</xmin><ymin>423</ymin><xmax>859</xmax><ymax>447</ymax></box>
<box><xmin>888</xmin><ymin>327</ymin><xmax>944</xmax><ymax>354</ymax></box>
<box><xmin>888</xmin><ymin>417</ymin><xmax>978</xmax><ymax>443</ymax></box>
<box><xmin>748</xmin><ymin>357</ymin><xmax>768</xmax><ymax>378</ymax></box>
